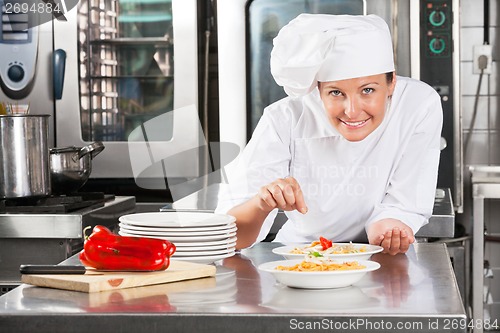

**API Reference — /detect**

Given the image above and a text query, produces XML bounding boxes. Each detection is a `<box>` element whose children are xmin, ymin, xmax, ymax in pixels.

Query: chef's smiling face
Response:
<box><xmin>319</xmin><ymin>73</ymin><xmax>396</xmax><ymax>142</ymax></box>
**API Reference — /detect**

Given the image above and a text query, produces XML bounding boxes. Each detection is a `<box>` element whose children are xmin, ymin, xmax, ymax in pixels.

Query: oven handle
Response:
<box><xmin>53</xmin><ymin>49</ymin><xmax>66</xmax><ymax>100</ymax></box>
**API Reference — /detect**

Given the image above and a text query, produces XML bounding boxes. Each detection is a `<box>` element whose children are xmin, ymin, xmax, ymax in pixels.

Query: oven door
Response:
<box><xmin>53</xmin><ymin>0</ymin><xmax>202</xmax><ymax>186</ymax></box>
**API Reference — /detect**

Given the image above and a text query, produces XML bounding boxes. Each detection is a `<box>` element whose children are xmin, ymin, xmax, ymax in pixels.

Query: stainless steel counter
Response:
<box><xmin>0</xmin><ymin>242</ymin><xmax>466</xmax><ymax>333</ymax></box>
<box><xmin>161</xmin><ymin>184</ymin><xmax>456</xmax><ymax>238</ymax></box>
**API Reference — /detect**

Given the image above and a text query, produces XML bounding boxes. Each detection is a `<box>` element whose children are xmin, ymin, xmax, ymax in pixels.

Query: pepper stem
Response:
<box><xmin>83</xmin><ymin>226</ymin><xmax>92</xmax><ymax>241</ymax></box>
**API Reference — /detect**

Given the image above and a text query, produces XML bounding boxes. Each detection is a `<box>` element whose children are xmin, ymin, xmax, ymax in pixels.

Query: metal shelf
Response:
<box><xmin>88</xmin><ymin>91</ymin><xmax>118</xmax><ymax>98</ymax></box>
<box><xmin>89</xmin><ymin>37</ymin><xmax>171</xmax><ymax>45</ymax></box>
<box><xmin>89</xmin><ymin>75</ymin><xmax>173</xmax><ymax>79</ymax></box>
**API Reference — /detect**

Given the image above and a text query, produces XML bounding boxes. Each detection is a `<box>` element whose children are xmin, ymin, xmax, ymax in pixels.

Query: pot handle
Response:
<box><xmin>78</xmin><ymin>141</ymin><xmax>105</xmax><ymax>160</ymax></box>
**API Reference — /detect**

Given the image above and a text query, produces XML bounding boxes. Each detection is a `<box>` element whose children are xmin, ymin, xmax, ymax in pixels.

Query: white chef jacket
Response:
<box><xmin>216</xmin><ymin>76</ymin><xmax>443</xmax><ymax>245</ymax></box>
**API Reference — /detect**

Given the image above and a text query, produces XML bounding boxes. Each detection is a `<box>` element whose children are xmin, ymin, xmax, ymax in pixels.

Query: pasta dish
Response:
<box><xmin>290</xmin><ymin>239</ymin><xmax>367</xmax><ymax>255</ymax></box>
<box><xmin>276</xmin><ymin>260</ymin><xmax>366</xmax><ymax>272</ymax></box>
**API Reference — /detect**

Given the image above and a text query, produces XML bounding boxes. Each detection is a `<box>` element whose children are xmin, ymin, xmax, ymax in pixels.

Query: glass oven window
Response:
<box><xmin>78</xmin><ymin>0</ymin><xmax>173</xmax><ymax>142</ymax></box>
<box><xmin>247</xmin><ymin>0</ymin><xmax>364</xmax><ymax>137</ymax></box>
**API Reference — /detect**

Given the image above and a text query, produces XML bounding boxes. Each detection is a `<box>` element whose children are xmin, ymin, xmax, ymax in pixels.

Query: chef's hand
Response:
<box><xmin>367</xmin><ymin>219</ymin><xmax>414</xmax><ymax>255</ymax></box>
<box><xmin>256</xmin><ymin>177</ymin><xmax>308</xmax><ymax>214</ymax></box>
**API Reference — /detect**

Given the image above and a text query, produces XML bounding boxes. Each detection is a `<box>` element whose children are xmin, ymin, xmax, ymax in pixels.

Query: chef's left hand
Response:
<box><xmin>367</xmin><ymin>219</ymin><xmax>414</xmax><ymax>255</ymax></box>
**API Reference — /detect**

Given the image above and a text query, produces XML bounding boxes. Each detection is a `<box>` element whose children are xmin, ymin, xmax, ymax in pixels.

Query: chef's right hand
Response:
<box><xmin>256</xmin><ymin>177</ymin><xmax>308</xmax><ymax>214</ymax></box>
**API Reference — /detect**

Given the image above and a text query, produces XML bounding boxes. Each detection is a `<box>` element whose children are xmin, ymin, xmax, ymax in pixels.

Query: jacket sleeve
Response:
<box><xmin>215</xmin><ymin>102</ymin><xmax>293</xmax><ymax>245</ymax></box>
<box><xmin>365</xmin><ymin>86</ymin><xmax>443</xmax><ymax>235</ymax></box>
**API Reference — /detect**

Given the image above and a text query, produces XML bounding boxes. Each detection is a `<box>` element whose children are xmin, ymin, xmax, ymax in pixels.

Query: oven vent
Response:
<box><xmin>1</xmin><ymin>2</ymin><xmax>30</xmax><ymax>42</ymax></box>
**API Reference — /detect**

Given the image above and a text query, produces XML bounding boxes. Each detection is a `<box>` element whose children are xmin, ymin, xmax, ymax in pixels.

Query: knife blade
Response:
<box><xmin>19</xmin><ymin>264</ymin><xmax>159</xmax><ymax>275</ymax></box>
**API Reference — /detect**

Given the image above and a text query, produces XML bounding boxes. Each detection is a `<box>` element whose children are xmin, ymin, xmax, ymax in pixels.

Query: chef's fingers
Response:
<box><xmin>402</xmin><ymin>229</ymin><xmax>416</xmax><ymax>244</ymax></box>
<box><xmin>270</xmin><ymin>184</ymin><xmax>288</xmax><ymax>209</ymax></box>
<box><xmin>369</xmin><ymin>234</ymin><xmax>384</xmax><ymax>246</ymax></box>
<box><xmin>276</xmin><ymin>182</ymin><xmax>298</xmax><ymax>210</ymax></box>
<box><xmin>284</xmin><ymin>177</ymin><xmax>308</xmax><ymax>214</ymax></box>
<box><xmin>291</xmin><ymin>185</ymin><xmax>307</xmax><ymax>214</ymax></box>
<box><xmin>380</xmin><ymin>229</ymin><xmax>393</xmax><ymax>254</ymax></box>
<box><xmin>398</xmin><ymin>229</ymin><xmax>411</xmax><ymax>253</ymax></box>
<box><xmin>258</xmin><ymin>186</ymin><xmax>278</xmax><ymax>210</ymax></box>
<box><xmin>388</xmin><ymin>228</ymin><xmax>402</xmax><ymax>255</ymax></box>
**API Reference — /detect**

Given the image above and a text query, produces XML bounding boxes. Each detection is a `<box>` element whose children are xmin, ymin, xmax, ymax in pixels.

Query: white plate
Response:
<box><xmin>173</xmin><ymin>236</ymin><xmax>237</xmax><ymax>248</ymax></box>
<box><xmin>119</xmin><ymin>222</ymin><xmax>236</xmax><ymax>232</ymax></box>
<box><xmin>172</xmin><ymin>251</ymin><xmax>236</xmax><ymax>264</ymax></box>
<box><xmin>118</xmin><ymin>230</ymin><xmax>237</xmax><ymax>242</ymax></box>
<box><xmin>272</xmin><ymin>243</ymin><xmax>383</xmax><ymax>261</ymax></box>
<box><xmin>172</xmin><ymin>247</ymin><xmax>235</xmax><ymax>257</ymax></box>
<box><xmin>173</xmin><ymin>241</ymin><xmax>237</xmax><ymax>252</ymax></box>
<box><xmin>118</xmin><ymin>225</ymin><xmax>237</xmax><ymax>237</ymax></box>
<box><xmin>118</xmin><ymin>212</ymin><xmax>235</xmax><ymax>227</ymax></box>
<box><xmin>258</xmin><ymin>259</ymin><xmax>380</xmax><ymax>289</ymax></box>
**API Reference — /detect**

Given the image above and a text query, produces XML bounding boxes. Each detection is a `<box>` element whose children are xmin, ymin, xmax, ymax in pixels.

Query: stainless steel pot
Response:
<box><xmin>0</xmin><ymin>114</ymin><xmax>51</xmax><ymax>198</ymax></box>
<box><xmin>49</xmin><ymin>142</ymin><xmax>105</xmax><ymax>194</ymax></box>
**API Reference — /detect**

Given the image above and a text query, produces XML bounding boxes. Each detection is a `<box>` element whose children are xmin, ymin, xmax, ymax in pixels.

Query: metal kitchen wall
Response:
<box><xmin>459</xmin><ymin>0</ymin><xmax>500</xmax><ymax>323</ymax></box>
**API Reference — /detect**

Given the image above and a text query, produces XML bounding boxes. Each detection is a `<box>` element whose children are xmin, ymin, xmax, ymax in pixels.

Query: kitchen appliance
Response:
<box><xmin>0</xmin><ymin>0</ymin><xmax>202</xmax><ymax>192</ymax></box>
<box><xmin>216</xmin><ymin>0</ymin><xmax>463</xmax><ymax>212</ymax></box>
<box><xmin>0</xmin><ymin>114</ymin><xmax>51</xmax><ymax>198</ymax></box>
<box><xmin>0</xmin><ymin>3</ymin><xmax>38</xmax><ymax>99</ymax></box>
<box><xmin>49</xmin><ymin>141</ymin><xmax>105</xmax><ymax>194</ymax></box>
<box><xmin>420</xmin><ymin>0</ymin><xmax>463</xmax><ymax>213</ymax></box>
<box><xmin>0</xmin><ymin>194</ymin><xmax>136</xmax><ymax>294</ymax></box>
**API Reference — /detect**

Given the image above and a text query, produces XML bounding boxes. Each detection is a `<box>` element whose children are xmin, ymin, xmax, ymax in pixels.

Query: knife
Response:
<box><xmin>19</xmin><ymin>265</ymin><xmax>157</xmax><ymax>274</ymax></box>
<box><xmin>20</xmin><ymin>265</ymin><xmax>87</xmax><ymax>275</ymax></box>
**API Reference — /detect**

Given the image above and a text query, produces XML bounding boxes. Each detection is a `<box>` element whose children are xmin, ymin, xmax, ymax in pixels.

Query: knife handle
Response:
<box><xmin>20</xmin><ymin>265</ymin><xmax>86</xmax><ymax>275</ymax></box>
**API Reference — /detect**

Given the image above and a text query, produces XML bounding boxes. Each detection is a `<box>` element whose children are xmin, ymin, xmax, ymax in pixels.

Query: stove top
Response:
<box><xmin>0</xmin><ymin>192</ymin><xmax>114</xmax><ymax>214</ymax></box>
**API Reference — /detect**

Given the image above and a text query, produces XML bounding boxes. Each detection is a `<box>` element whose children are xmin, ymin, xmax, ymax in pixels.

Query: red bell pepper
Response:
<box><xmin>79</xmin><ymin>225</ymin><xmax>176</xmax><ymax>271</ymax></box>
<box><xmin>319</xmin><ymin>236</ymin><xmax>333</xmax><ymax>251</ymax></box>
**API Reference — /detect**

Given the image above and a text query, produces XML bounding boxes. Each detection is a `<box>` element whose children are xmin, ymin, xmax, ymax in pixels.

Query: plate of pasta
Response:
<box><xmin>272</xmin><ymin>238</ymin><xmax>383</xmax><ymax>261</ymax></box>
<box><xmin>258</xmin><ymin>258</ymin><xmax>380</xmax><ymax>289</ymax></box>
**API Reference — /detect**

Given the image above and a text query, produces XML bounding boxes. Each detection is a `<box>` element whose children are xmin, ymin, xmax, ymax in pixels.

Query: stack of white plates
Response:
<box><xmin>118</xmin><ymin>212</ymin><xmax>237</xmax><ymax>264</ymax></box>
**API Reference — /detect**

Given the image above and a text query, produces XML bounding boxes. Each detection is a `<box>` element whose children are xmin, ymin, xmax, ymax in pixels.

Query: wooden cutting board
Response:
<box><xmin>21</xmin><ymin>260</ymin><xmax>217</xmax><ymax>293</ymax></box>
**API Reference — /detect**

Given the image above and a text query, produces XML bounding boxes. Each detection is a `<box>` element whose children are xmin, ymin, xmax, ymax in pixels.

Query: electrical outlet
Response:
<box><xmin>473</xmin><ymin>44</ymin><xmax>493</xmax><ymax>74</ymax></box>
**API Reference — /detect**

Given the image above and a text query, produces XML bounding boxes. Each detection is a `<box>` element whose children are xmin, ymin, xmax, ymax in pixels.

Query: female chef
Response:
<box><xmin>216</xmin><ymin>14</ymin><xmax>443</xmax><ymax>255</ymax></box>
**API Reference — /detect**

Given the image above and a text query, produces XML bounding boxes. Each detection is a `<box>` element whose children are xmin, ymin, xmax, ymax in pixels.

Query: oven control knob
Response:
<box><xmin>429</xmin><ymin>10</ymin><xmax>446</xmax><ymax>27</ymax></box>
<box><xmin>429</xmin><ymin>37</ymin><xmax>446</xmax><ymax>54</ymax></box>
<box><xmin>7</xmin><ymin>65</ymin><xmax>25</xmax><ymax>83</ymax></box>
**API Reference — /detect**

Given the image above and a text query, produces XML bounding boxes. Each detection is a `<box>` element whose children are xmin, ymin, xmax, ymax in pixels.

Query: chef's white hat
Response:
<box><xmin>270</xmin><ymin>14</ymin><xmax>395</xmax><ymax>97</ymax></box>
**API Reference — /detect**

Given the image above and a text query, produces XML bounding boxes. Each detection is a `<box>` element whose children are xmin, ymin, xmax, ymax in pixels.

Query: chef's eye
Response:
<box><xmin>362</xmin><ymin>88</ymin><xmax>374</xmax><ymax>94</ymax></box>
<box><xmin>329</xmin><ymin>90</ymin><xmax>342</xmax><ymax>96</ymax></box>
